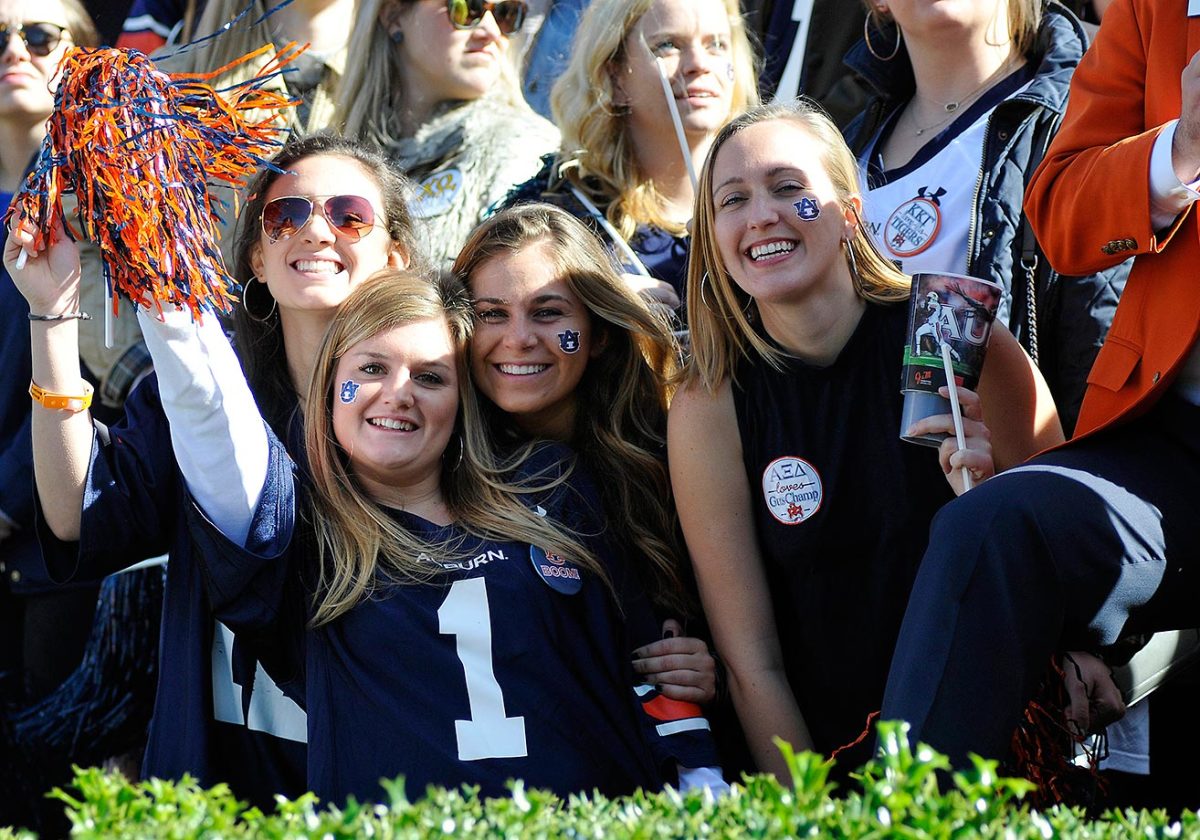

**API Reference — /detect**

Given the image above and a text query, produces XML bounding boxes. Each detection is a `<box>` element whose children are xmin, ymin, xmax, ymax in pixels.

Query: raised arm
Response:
<box><xmin>668</xmin><ymin>379</ymin><xmax>814</xmax><ymax>780</ymax></box>
<box><xmin>135</xmin><ymin>305</ymin><xmax>268</xmax><ymax>547</ymax></box>
<box><xmin>5</xmin><ymin>222</ymin><xmax>94</xmax><ymax>541</ymax></box>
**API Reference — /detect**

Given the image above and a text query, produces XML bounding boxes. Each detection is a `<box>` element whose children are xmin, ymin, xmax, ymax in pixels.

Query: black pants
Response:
<box><xmin>881</xmin><ymin>395</ymin><xmax>1200</xmax><ymax>766</ymax></box>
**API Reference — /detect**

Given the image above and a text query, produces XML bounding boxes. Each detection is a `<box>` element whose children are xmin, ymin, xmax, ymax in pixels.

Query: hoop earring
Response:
<box><xmin>844</xmin><ymin>239</ymin><xmax>861</xmax><ymax>283</ymax></box>
<box><xmin>701</xmin><ymin>272</ymin><xmax>753</xmax><ymax>319</ymax></box>
<box><xmin>699</xmin><ymin>272</ymin><xmax>720</xmax><ymax>314</ymax></box>
<box><xmin>444</xmin><ymin>433</ymin><xmax>464</xmax><ymax>472</ymax></box>
<box><xmin>241</xmin><ymin>279</ymin><xmax>277</xmax><ymax>323</ymax></box>
<box><xmin>863</xmin><ymin>12</ymin><xmax>901</xmax><ymax>62</ymax></box>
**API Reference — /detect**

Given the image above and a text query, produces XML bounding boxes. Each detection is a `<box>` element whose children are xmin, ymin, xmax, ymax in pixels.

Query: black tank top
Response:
<box><xmin>731</xmin><ymin>301</ymin><xmax>954</xmax><ymax>771</ymax></box>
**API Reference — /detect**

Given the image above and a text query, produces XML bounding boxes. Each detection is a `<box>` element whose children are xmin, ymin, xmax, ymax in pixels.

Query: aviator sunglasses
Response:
<box><xmin>261</xmin><ymin>195</ymin><xmax>380</xmax><ymax>243</ymax></box>
<box><xmin>446</xmin><ymin>0</ymin><xmax>527</xmax><ymax>35</ymax></box>
<box><xmin>0</xmin><ymin>21</ymin><xmax>69</xmax><ymax>57</ymax></box>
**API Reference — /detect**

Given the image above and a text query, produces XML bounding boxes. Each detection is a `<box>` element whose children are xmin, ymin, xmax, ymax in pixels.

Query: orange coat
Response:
<box><xmin>1026</xmin><ymin>0</ymin><xmax>1200</xmax><ymax>439</ymax></box>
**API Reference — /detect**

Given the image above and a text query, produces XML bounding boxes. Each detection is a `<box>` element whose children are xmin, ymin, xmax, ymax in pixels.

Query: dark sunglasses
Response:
<box><xmin>261</xmin><ymin>195</ymin><xmax>380</xmax><ymax>243</ymax></box>
<box><xmin>0</xmin><ymin>21</ymin><xmax>69</xmax><ymax>57</ymax></box>
<box><xmin>446</xmin><ymin>0</ymin><xmax>527</xmax><ymax>35</ymax></box>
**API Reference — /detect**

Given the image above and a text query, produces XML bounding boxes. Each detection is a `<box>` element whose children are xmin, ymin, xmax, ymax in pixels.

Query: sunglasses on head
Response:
<box><xmin>446</xmin><ymin>0</ymin><xmax>527</xmax><ymax>35</ymax></box>
<box><xmin>0</xmin><ymin>21</ymin><xmax>68</xmax><ymax>57</ymax></box>
<box><xmin>261</xmin><ymin>195</ymin><xmax>380</xmax><ymax>243</ymax></box>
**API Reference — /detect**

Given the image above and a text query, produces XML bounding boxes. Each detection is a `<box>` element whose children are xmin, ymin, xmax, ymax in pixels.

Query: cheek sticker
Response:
<box><xmin>725</xmin><ymin>61</ymin><xmax>734</xmax><ymax>82</ymax></box>
<box><xmin>793</xmin><ymin>198</ymin><xmax>821</xmax><ymax>221</ymax></box>
<box><xmin>339</xmin><ymin>380</ymin><xmax>361</xmax><ymax>404</ymax></box>
<box><xmin>557</xmin><ymin>329</ymin><xmax>581</xmax><ymax>354</ymax></box>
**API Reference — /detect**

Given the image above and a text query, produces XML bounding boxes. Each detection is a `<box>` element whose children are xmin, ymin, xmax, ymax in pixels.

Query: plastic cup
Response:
<box><xmin>899</xmin><ymin>272</ymin><xmax>1002</xmax><ymax>447</ymax></box>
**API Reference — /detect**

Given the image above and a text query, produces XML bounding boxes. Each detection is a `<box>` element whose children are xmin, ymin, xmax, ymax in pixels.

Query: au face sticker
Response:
<box><xmin>793</xmin><ymin>197</ymin><xmax>820</xmax><ymax>221</ymax></box>
<box><xmin>557</xmin><ymin>329</ymin><xmax>581</xmax><ymax>354</ymax></box>
<box><xmin>339</xmin><ymin>380</ymin><xmax>361</xmax><ymax>404</ymax></box>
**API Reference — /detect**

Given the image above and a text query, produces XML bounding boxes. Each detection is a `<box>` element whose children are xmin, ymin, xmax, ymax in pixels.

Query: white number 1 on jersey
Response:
<box><xmin>438</xmin><ymin>577</ymin><xmax>528</xmax><ymax>760</ymax></box>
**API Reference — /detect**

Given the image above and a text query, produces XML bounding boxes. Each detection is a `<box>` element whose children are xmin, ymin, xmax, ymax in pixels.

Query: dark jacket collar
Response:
<box><xmin>844</xmin><ymin>2</ymin><xmax>1088</xmax><ymax>116</ymax></box>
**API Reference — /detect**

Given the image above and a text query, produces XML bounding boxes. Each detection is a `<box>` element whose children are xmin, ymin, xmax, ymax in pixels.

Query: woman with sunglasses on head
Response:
<box><xmin>669</xmin><ymin>101</ymin><xmax>1063</xmax><ymax>780</ymax></box>
<box><xmin>453</xmin><ymin>203</ymin><xmax>720</xmax><ymax>708</ymax></box>
<box><xmin>125</xmin><ymin>268</ymin><xmax>723</xmax><ymax>804</ymax></box>
<box><xmin>338</xmin><ymin>0</ymin><xmax>558</xmax><ymax>269</ymax></box>
<box><xmin>5</xmin><ymin>133</ymin><xmax>419</xmax><ymax>809</ymax></box>
<box><xmin>503</xmin><ymin>0</ymin><xmax>756</xmax><ymax>314</ymax></box>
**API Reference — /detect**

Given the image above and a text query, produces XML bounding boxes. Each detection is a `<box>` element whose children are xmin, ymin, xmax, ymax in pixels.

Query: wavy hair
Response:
<box><xmin>232</xmin><ymin>132</ymin><xmax>424</xmax><ymax>435</ymax></box>
<box><xmin>549</xmin><ymin>0</ymin><xmax>757</xmax><ymax>241</ymax></box>
<box><xmin>337</xmin><ymin>0</ymin><xmax>529</xmax><ymax>145</ymax></box>
<box><xmin>685</xmin><ymin>101</ymin><xmax>911</xmax><ymax>393</ymax></box>
<box><xmin>453</xmin><ymin>204</ymin><xmax>692</xmax><ymax>616</ymax></box>
<box><xmin>305</xmin><ymin>270</ymin><xmax>607</xmax><ymax>626</ymax></box>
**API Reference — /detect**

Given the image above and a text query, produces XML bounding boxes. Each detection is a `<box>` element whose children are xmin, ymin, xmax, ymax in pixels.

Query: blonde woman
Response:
<box><xmin>338</xmin><ymin>0</ymin><xmax>559</xmax><ymax>268</ymax></box>
<box><xmin>129</xmin><ymin>271</ymin><xmax>722</xmax><ymax>803</ymax></box>
<box><xmin>669</xmin><ymin>102</ymin><xmax>1062</xmax><ymax>780</ymax></box>
<box><xmin>505</xmin><ymin>0</ymin><xmax>756</xmax><ymax>305</ymax></box>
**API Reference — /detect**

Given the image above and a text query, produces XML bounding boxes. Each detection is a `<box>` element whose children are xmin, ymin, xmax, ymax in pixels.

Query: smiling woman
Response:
<box><xmin>455</xmin><ymin>205</ymin><xmax>720</xmax><ymax>708</ymax></box>
<box><xmin>5</xmin><ymin>133</ymin><xmax>422</xmax><ymax>813</ymax></box>
<box><xmin>116</xmin><ymin>267</ymin><xmax>725</xmax><ymax>804</ymax></box>
<box><xmin>670</xmin><ymin>100</ymin><xmax>1062</xmax><ymax>780</ymax></box>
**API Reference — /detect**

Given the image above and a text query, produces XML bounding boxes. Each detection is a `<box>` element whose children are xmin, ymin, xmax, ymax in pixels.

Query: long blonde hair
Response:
<box><xmin>454</xmin><ymin>205</ymin><xmax>692</xmax><ymax>616</ymax></box>
<box><xmin>338</xmin><ymin>0</ymin><xmax>529</xmax><ymax>145</ymax></box>
<box><xmin>305</xmin><ymin>270</ymin><xmax>605</xmax><ymax>626</ymax></box>
<box><xmin>550</xmin><ymin>0</ymin><xmax>757</xmax><ymax>241</ymax></box>
<box><xmin>685</xmin><ymin>101</ymin><xmax>911</xmax><ymax>393</ymax></box>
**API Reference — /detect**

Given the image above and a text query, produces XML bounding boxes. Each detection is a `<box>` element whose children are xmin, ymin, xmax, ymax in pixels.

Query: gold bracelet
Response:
<box><xmin>29</xmin><ymin>380</ymin><xmax>93</xmax><ymax>412</ymax></box>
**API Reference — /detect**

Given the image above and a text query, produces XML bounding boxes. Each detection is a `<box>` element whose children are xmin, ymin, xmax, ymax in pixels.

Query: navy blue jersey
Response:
<box><xmin>731</xmin><ymin>302</ymin><xmax>954</xmax><ymax>772</ymax></box>
<box><xmin>190</xmin><ymin>443</ymin><xmax>718</xmax><ymax>804</ymax></box>
<box><xmin>35</xmin><ymin>376</ymin><xmax>306</xmax><ymax>809</ymax></box>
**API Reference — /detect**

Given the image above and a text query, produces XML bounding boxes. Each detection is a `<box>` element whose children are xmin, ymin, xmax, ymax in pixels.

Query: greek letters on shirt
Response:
<box><xmin>410</xmin><ymin>167</ymin><xmax>464</xmax><ymax>219</ymax></box>
<box><xmin>761</xmin><ymin>456</ymin><xmax>823</xmax><ymax>524</ymax></box>
<box><xmin>883</xmin><ymin>186</ymin><xmax>945</xmax><ymax>258</ymax></box>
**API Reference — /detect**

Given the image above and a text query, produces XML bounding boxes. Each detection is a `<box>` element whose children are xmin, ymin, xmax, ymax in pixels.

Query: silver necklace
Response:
<box><xmin>908</xmin><ymin>59</ymin><xmax>1016</xmax><ymax>136</ymax></box>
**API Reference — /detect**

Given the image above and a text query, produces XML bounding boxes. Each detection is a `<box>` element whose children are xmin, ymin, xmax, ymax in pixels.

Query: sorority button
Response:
<box><xmin>529</xmin><ymin>545</ymin><xmax>583</xmax><ymax>594</ymax></box>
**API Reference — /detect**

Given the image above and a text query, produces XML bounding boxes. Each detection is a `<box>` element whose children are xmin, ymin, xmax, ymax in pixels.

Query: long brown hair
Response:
<box><xmin>232</xmin><ymin>133</ymin><xmax>423</xmax><ymax>434</ymax></box>
<box><xmin>305</xmin><ymin>270</ymin><xmax>607</xmax><ymax>626</ymax></box>
<box><xmin>454</xmin><ymin>204</ymin><xmax>692</xmax><ymax>616</ymax></box>
<box><xmin>685</xmin><ymin>101</ymin><xmax>911</xmax><ymax>393</ymax></box>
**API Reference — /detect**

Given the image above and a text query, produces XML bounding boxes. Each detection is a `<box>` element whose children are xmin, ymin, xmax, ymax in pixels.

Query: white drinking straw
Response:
<box><xmin>105</xmin><ymin>285</ymin><xmax>113</xmax><ymax>348</ymax></box>
<box><xmin>648</xmin><ymin>49</ymin><xmax>698</xmax><ymax>190</ymax></box>
<box><xmin>940</xmin><ymin>341</ymin><xmax>973</xmax><ymax>492</ymax></box>
<box><xmin>568</xmin><ymin>185</ymin><xmax>651</xmax><ymax>276</ymax></box>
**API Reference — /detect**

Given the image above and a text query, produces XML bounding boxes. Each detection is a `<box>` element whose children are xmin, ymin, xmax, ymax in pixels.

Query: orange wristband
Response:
<box><xmin>29</xmin><ymin>380</ymin><xmax>93</xmax><ymax>412</ymax></box>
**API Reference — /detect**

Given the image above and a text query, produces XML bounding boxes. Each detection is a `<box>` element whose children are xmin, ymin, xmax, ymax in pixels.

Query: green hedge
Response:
<box><xmin>4</xmin><ymin>722</ymin><xmax>1197</xmax><ymax>838</ymax></box>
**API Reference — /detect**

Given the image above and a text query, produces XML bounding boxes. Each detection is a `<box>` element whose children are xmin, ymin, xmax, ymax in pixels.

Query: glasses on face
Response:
<box><xmin>446</xmin><ymin>0</ymin><xmax>527</xmax><ymax>35</ymax></box>
<box><xmin>260</xmin><ymin>195</ymin><xmax>381</xmax><ymax>243</ymax></box>
<box><xmin>0</xmin><ymin>21</ymin><xmax>69</xmax><ymax>57</ymax></box>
